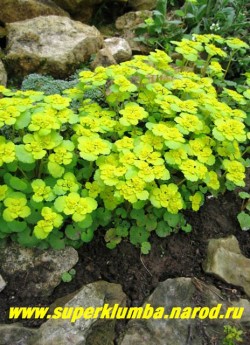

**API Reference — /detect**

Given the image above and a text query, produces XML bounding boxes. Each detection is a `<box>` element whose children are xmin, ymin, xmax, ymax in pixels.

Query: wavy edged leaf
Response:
<box><xmin>81</xmin><ymin>228</ymin><xmax>94</xmax><ymax>243</ymax></box>
<box><xmin>15</xmin><ymin>145</ymin><xmax>35</xmax><ymax>164</ymax></box>
<box><xmin>47</xmin><ymin>162</ymin><xmax>64</xmax><ymax>178</ymax></box>
<box><xmin>15</xmin><ymin>110</ymin><xmax>31</xmax><ymax>130</ymax></box>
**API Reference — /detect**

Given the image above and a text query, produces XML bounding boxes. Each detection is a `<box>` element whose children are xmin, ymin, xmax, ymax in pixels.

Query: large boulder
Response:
<box><xmin>0</xmin><ymin>0</ymin><xmax>69</xmax><ymax>24</ymax></box>
<box><xmin>5</xmin><ymin>15</ymin><xmax>103</xmax><ymax>78</ymax></box>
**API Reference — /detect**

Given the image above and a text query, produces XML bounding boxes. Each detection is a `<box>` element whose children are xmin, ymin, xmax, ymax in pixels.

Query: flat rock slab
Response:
<box><xmin>5</xmin><ymin>15</ymin><xmax>103</xmax><ymax>78</ymax></box>
<box><xmin>119</xmin><ymin>277</ymin><xmax>249</xmax><ymax>345</ymax></box>
<box><xmin>0</xmin><ymin>243</ymin><xmax>78</xmax><ymax>297</ymax></box>
<box><xmin>0</xmin><ymin>281</ymin><xmax>126</xmax><ymax>345</ymax></box>
<box><xmin>29</xmin><ymin>281</ymin><xmax>125</xmax><ymax>345</ymax></box>
<box><xmin>203</xmin><ymin>235</ymin><xmax>250</xmax><ymax>297</ymax></box>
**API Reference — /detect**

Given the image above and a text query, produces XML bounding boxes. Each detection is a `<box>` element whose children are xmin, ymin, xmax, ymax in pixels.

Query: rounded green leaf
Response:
<box><xmin>81</xmin><ymin>228</ymin><xmax>94</xmax><ymax>243</ymax></box>
<box><xmin>65</xmin><ymin>225</ymin><xmax>81</xmax><ymax>240</ymax></box>
<box><xmin>7</xmin><ymin>220</ymin><xmax>27</xmax><ymax>232</ymax></box>
<box><xmin>155</xmin><ymin>221</ymin><xmax>171</xmax><ymax>238</ymax></box>
<box><xmin>9</xmin><ymin>176</ymin><xmax>29</xmax><ymax>191</ymax></box>
<box><xmin>237</xmin><ymin>211</ymin><xmax>250</xmax><ymax>231</ymax></box>
<box><xmin>15</xmin><ymin>145</ymin><xmax>35</xmax><ymax>164</ymax></box>
<box><xmin>141</xmin><ymin>241</ymin><xmax>151</xmax><ymax>254</ymax></box>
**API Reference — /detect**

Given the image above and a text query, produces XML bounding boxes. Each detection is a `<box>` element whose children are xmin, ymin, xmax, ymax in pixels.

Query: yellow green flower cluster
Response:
<box><xmin>0</xmin><ymin>33</ymin><xmax>248</xmax><ymax>249</ymax></box>
<box><xmin>34</xmin><ymin>207</ymin><xmax>63</xmax><ymax>239</ymax></box>
<box><xmin>3</xmin><ymin>193</ymin><xmax>31</xmax><ymax>222</ymax></box>
<box><xmin>54</xmin><ymin>192</ymin><xmax>97</xmax><ymax>222</ymax></box>
<box><xmin>0</xmin><ymin>137</ymin><xmax>16</xmax><ymax>166</ymax></box>
<box><xmin>150</xmin><ymin>184</ymin><xmax>183</xmax><ymax>214</ymax></box>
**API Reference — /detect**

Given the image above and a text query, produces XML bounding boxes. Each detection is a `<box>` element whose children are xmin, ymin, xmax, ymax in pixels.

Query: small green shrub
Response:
<box><xmin>61</xmin><ymin>268</ymin><xmax>76</xmax><ymax>283</ymax></box>
<box><xmin>134</xmin><ymin>0</ymin><xmax>184</xmax><ymax>49</ymax></box>
<box><xmin>0</xmin><ymin>34</ymin><xmax>249</xmax><ymax>253</ymax></box>
<box><xmin>21</xmin><ymin>73</ymin><xmax>78</xmax><ymax>95</ymax></box>
<box><xmin>177</xmin><ymin>0</ymin><xmax>250</xmax><ymax>42</ymax></box>
<box><xmin>223</xmin><ymin>325</ymin><xmax>243</xmax><ymax>345</ymax></box>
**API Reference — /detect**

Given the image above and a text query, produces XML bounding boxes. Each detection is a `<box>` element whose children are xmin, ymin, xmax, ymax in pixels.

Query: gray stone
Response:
<box><xmin>119</xmin><ymin>277</ymin><xmax>248</xmax><ymax>345</ymax></box>
<box><xmin>203</xmin><ymin>235</ymin><xmax>250</xmax><ymax>297</ymax></box>
<box><xmin>0</xmin><ymin>0</ymin><xmax>69</xmax><ymax>24</ymax></box>
<box><xmin>0</xmin><ymin>274</ymin><xmax>6</xmax><ymax>292</ymax></box>
<box><xmin>115</xmin><ymin>11</ymin><xmax>153</xmax><ymax>54</ymax></box>
<box><xmin>91</xmin><ymin>47</ymin><xmax>117</xmax><ymax>69</ymax></box>
<box><xmin>0</xmin><ymin>324</ymin><xmax>37</xmax><ymax>345</ymax></box>
<box><xmin>104</xmin><ymin>37</ymin><xmax>132</xmax><ymax>63</ymax></box>
<box><xmin>116</xmin><ymin>10</ymin><xmax>152</xmax><ymax>30</ymax></box>
<box><xmin>5</xmin><ymin>15</ymin><xmax>103</xmax><ymax>78</ymax></box>
<box><xmin>0</xmin><ymin>60</ymin><xmax>7</xmax><ymax>86</ymax></box>
<box><xmin>29</xmin><ymin>281</ymin><xmax>126</xmax><ymax>345</ymax></box>
<box><xmin>0</xmin><ymin>243</ymin><xmax>78</xmax><ymax>297</ymax></box>
<box><xmin>231</xmin><ymin>298</ymin><xmax>250</xmax><ymax>326</ymax></box>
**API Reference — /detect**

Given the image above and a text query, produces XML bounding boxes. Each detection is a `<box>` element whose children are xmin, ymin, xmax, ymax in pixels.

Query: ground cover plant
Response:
<box><xmin>135</xmin><ymin>0</ymin><xmax>250</xmax><ymax>77</ymax></box>
<box><xmin>0</xmin><ymin>34</ymin><xmax>249</xmax><ymax>253</ymax></box>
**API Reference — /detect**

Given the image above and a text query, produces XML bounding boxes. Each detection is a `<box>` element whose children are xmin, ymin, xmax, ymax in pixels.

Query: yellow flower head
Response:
<box><xmin>116</xmin><ymin>177</ymin><xmax>148</xmax><ymax>203</ymax></box>
<box><xmin>213</xmin><ymin>119</ymin><xmax>246</xmax><ymax>142</ymax></box>
<box><xmin>31</xmin><ymin>179</ymin><xmax>55</xmax><ymax>203</ymax></box>
<box><xmin>78</xmin><ymin>135</ymin><xmax>112</xmax><ymax>161</ymax></box>
<box><xmin>119</xmin><ymin>102</ymin><xmax>148</xmax><ymax>126</ymax></box>
<box><xmin>55</xmin><ymin>192</ymin><xmax>97</xmax><ymax>222</ymax></box>
<box><xmin>3</xmin><ymin>193</ymin><xmax>31</xmax><ymax>222</ymax></box>
<box><xmin>205</xmin><ymin>44</ymin><xmax>227</xmax><ymax>57</ymax></box>
<box><xmin>180</xmin><ymin>159</ymin><xmax>207</xmax><ymax>181</ymax></box>
<box><xmin>0</xmin><ymin>137</ymin><xmax>16</xmax><ymax>166</ymax></box>
<box><xmin>150</xmin><ymin>183</ymin><xmax>183</xmax><ymax>214</ymax></box>
<box><xmin>175</xmin><ymin>113</ymin><xmax>203</xmax><ymax>134</ymax></box>
<box><xmin>223</xmin><ymin>160</ymin><xmax>245</xmax><ymax>187</ymax></box>
<box><xmin>115</xmin><ymin>136</ymin><xmax>134</xmax><ymax>152</ymax></box>
<box><xmin>189</xmin><ymin>192</ymin><xmax>203</xmax><ymax>211</ymax></box>
<box><xmin>205</xmin><ymin>171</ymin><xmax>220</xmax><ymax>190</ymax></box>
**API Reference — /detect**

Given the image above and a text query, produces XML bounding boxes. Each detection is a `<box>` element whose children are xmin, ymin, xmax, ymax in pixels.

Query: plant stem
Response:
<box><xmin>177</xmin><ymin>178</ymin><xmax>186</xmax><ymax>186</ymax></box>
<box><xmin>17</xmin><ymin>167</ymin><xmax>28</xmax><ymax>179</ymax></box>
<box><xmin>201</xmin><ymin>55</ymin><xmax>212</xmax><ymax>77</ymax></box>
<box><xmin>38</xmin><ymin>159</ymin><xmax>44</xmax><ymax>178</ymax></box>
<box><xmin>223</xmin><ymin>50</ymin><xmax>237</xmax><ymax>80</ymax></box>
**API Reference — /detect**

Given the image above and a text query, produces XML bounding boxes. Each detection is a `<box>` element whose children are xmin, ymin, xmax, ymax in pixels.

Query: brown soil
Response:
<box><xmin>0</xmin><ymin>190</ymin><xmax>250</xmax><ymax>344</ymax></box>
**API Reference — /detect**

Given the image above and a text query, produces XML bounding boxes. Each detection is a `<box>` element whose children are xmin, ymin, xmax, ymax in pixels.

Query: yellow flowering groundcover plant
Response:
<box><xmin>0</xmin><ymin>34</ymin><xmax>249</xmax><ymax>253</ymax></box>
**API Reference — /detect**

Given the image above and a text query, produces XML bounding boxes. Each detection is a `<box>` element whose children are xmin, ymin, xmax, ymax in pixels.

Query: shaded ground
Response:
<box><xmin>0</xmin><ymin>190</ymin><xmax>250</xmax><ymax>344</ymax></box>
